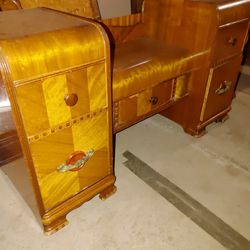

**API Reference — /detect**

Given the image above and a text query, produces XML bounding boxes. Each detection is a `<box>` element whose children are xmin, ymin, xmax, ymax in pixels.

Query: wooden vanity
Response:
<box><xmin>0</xmin><ymin>0</ymin><xmax>249</xmax><ymax>235</ymax></box>
<box><xmin>162</xmin><ymin>0</ymin><xmax>250</xmax><ymax>136</ymax></box>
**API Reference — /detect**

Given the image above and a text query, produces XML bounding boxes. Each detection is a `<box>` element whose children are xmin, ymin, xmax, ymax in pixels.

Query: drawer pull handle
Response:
<box><xmin>64</xmin><ymin>93</ymin><xmax>78</xmax><ymax>107</ymax></box>
<box><xmin>215</xmin><ymin>80</ymin><xmax>232</xmax><ymax>95</ymax></box>
<box><xmin>228</xmin><ymin>37</ymin><xmax>237</xmax><ymax>47</ymax></box>
<box><xmin>149</xmin><ymin>96</ymin><xmax>159</xmax><ymax>105</ymax></box>
<box><xmin>57</xmin><ymin>149</ymin><xmax>94</xmax><ymax>173</ymax></box>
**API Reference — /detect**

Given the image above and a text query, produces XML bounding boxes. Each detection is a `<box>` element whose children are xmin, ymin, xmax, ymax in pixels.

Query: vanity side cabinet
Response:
<box><xmin>198</xmin><ymin>17</ymin><xmax>249</xmax><ymax>133</ymax></box>
<box><xmin>161</xmin><ymin>0</ymin><xmax>250</xmax><ymax>137</ymax></box>
<box><xmin>0</xmin><ymin>8</ymin><xmax>115</xmax><ymax>235</ymax></box>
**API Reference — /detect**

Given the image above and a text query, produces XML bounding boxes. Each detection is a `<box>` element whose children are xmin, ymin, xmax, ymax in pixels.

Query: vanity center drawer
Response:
<box><xmin>114</xmin><ymin>79</ymin><xmax>174</xmax><ymax>131</ymax></box>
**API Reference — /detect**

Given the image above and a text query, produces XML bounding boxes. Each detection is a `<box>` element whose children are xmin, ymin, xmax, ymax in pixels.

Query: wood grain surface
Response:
<box><xmin>0</xmin><ymin>0</ymin><xmax>249</xmax><ymax>234</ymax></box>
<box><xmin>0</xmin><ymin>8</ymin><xmax>114</xmax><ymax>234</ymax></box>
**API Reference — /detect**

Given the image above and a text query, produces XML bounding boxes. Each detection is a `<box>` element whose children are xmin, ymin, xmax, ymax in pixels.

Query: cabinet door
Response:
<box><xmin>201</xmin><ymin>56</ymin><xmax>242</xmax><ymax>122</ymax></box>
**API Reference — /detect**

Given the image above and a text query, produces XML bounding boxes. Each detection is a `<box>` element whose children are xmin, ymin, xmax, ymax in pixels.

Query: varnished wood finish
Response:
<box><xmin>0</xmin><ymin>0</ymin><xmax>250</xmax><ymax>234</ymax></box>
<box><xmin>161</xmin><ymin>0</ymin><xmax>250</xmax><ymax>136</ymax></box>
<box><xmin>99</xmin><ymin>184</ymin><xmax>117</xmax><ymax>200</ymax></box>
<box><xmin>0</xmin><ymin>8</ymin><xmax>115</xmax><ymax>234</ymax></box>
<box><xmin>112</xmin><ymin>38</ymin><xmax>209</xmax><ymax>102</ymax></box>
<box><xmin>161</xmin><ymin>65</ymin><xmax>211</xmax><ymax>137</ymax></box>
<box><xmin>114</xmin><ymin>79</ymin><xmax>175</xmax><ymax>132</ymax></box>
<box><xmin>100</xmin><ymin>2</ymin><xmax>210</xmax><ymax>132</ymax></box>
<box><xmin>0</xmin><ymin>0</ymin><xmax>101</xmax><ymax>18</ymax></box>
<box><xmin>200</xmin><ymin>55</ymin><xmax>242</xmax><ymax>122</ymax></box>
<box><xmin>102</xmin><ymin>13</ymin><xmax>145</xmax><ymax>44</ymax></box>
<box><xmin>213</xmin><ymin>20</ymin><xmax>249</xmax><ymax>63</ymax></box>
<box><xmin>0</xmin><ymin>0</ymin><xmax>22</xmax><ymax>10</ymax></box>
<box><xmin>43</xmin><ymin>215</ymin><xmax>69</xmax><ymax>236</ymax></box>
<box><xmin>103</xmin><ymin>13</ymin><xmax>144</xmax><ymax>27</ymax></box>
<box><xmin>0</xmin><ymin>0</ymin><xmax>212</xmax><ymax>136</ymax></box>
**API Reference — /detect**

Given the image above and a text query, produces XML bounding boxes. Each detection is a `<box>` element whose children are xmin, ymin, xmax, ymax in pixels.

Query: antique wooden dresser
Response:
<box><xmin>0</xmin><ymin>0</ymin><xmax>250</xmax><ymax>235</ymax></box>
<box><xmin>0</xmin><ymin>8</ymin><xmax>116</xmax><ymax>235</ymax></box>
<box><xmin>0</xmin><ymin>0</ymin><xmax>249</xmax><ymax>142</ymax></box>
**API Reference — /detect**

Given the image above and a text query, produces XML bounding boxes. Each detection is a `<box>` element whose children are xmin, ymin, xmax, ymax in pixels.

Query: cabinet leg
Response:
<box><xmin>184</xmin><ymin>127</ymin><xmax>207</xmax><ymax>138</ymax></box>
<box><xmin>215</xmin><ymin>114</ymin><xmax>229</xmax><ymax>123</ymax></box>
<box><xmin>194</xmin><ymin>128</ymin><xmax>208</xmax><ymax>138</ymax></box>
<box><xmin>99</xmin><ymin>185</ymin><xmax>117</xmax><ymax>200</ymax></box>
<box><xmin>43</xmin><ymin>215</ymin><xmax>69</xmax><ymax>236</ymax></box>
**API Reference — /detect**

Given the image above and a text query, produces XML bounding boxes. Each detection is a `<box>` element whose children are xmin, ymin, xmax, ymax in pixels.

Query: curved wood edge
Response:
<box><xmin>0</xmin><ymin>0</ymin><xmax>22</xmax><ymax>10</ymax></box>
<box><xmin>99</xmin><ymin>184</ymin><xmax>117</xmax><ymax>200</ymax></box>
<box><xmin>43</xmin><ymin>216</ymin><xmax>69</xmax><ymax>236</ymax></box>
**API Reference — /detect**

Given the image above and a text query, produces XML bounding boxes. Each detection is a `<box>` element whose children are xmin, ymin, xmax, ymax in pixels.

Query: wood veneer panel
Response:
<box><xmin>0</xmin><ymin>8</ymin><xmax>114</xmax><ymax>234</ymax></box>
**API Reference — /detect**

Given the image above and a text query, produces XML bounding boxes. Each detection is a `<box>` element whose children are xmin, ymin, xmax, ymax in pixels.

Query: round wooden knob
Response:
<box><xmin>64</xmin><ymin>93</ymin><xmax>78</xmax><ymax>107</ymax></box>
<box><xmin>228</xmin><ymin>37</ymin><xmax>237</xmax><ymax>47</ymax></box>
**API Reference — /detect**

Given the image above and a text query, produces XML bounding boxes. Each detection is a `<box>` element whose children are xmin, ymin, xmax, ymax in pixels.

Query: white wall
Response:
<box><xmin>97</xmin><ymin>0</ymin><xmax>131</xmax><ymax>19</ymax></box>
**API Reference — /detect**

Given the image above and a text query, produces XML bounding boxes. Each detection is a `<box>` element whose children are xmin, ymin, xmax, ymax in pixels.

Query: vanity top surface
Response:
<box><xmin>0</xmin><ymin>8</ymin><xmax>87</xmax><ymax>40</ymax></box>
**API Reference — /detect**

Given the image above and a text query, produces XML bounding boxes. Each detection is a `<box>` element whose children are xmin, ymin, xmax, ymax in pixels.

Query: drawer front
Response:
<box><xmin>29</xmin><ymin>111</ymin><xmax>111</xmax><ymax>210</ymax></box>
<box><xmin>201</xmin><ymin>56</ymin><xmax>242</xmax><ymax>122</ymax></box>
<box><xmin>213</xmin><ymin>20</ymin><xmax>249</xmax><ymax>63</ymax></box>
<box><xmin>114</xmin><ymin>80</ymin><xmax>174</xmax><ymax>130</ymax></box>
<box><xmin>15</xmin><ymin>64</ymin><xmax>107</xmax><ymax>137</ymax></box>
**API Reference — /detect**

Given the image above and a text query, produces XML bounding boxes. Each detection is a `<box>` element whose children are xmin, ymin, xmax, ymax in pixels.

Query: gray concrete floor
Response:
<box><xmin>0</xmin><ymin>73</ymin><xmax>249</xmax><ymax>249</ymax></box>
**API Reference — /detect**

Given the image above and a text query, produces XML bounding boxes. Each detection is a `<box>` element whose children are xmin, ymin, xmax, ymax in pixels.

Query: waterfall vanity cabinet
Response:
<box><xmin>0</xmin><ymin>0</ymin><xmax>249</xmax><ymax>235</ymax></box>
<box><xmin>0</xmin><ymin>8</ymin><xmax>116</xmax><ymax>235</ymax></box>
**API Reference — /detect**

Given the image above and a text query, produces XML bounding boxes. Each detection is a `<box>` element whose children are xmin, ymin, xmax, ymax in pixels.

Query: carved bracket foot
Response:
<box><xmin>193</xmin><ymin>128</ymin><xmax>208</xmax><ymax>138</ymax></box>
<box><xmin>99</xmin><ymin>185</ymin><xmax>117</xmax><ymax>200</ymax></box>
<box><xmin>43</xmin><ymin>216</ymin><xmax>69</xmax><ymax>236</ymax></box>
<box><xmin>184</xmin><ymin>127</ymin><xmax>207</xmax><ymax>138</ymax></box>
